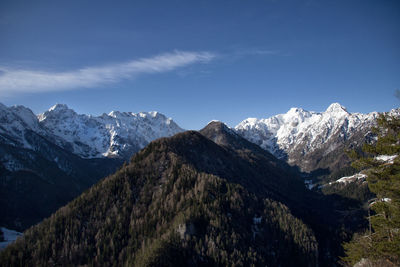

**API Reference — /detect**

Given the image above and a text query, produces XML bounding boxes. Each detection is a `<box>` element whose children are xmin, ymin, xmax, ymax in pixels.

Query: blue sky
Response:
<box><xmin>0</xmin><ymin>0</ymin><xmax>399</xmax><ymax>129</ymax></box>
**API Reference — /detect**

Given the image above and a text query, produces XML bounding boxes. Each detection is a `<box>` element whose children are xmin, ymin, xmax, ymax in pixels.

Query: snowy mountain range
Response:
<box><xmin>2</xmin><ymin>102</ymin><xmax>396</xmax><ymax>173</ymax></box>
<box><xmin>38</xmin><ymin>104</ymin><xmax>184</xmax><ymax>159</ymax></box>
<box><xmin>0</xmin><ymin>103</ymin><xmax>184</xmax><ymax>163</ymax></box>
<box><xmin>235</xmin><ymin>103</ymin><xmax>398</xmax><ymax>172</ymax></box>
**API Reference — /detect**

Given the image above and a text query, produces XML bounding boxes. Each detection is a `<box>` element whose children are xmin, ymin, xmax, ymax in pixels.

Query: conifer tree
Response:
<box><xmin>343</xmin><ymin>114</ymin><xmax>400</xmax><ymax>266</ymax></box>
<box><xmin>0</xmin><ymin>228</ymin><xmax>4</xmax><ymax>242</ymax></box>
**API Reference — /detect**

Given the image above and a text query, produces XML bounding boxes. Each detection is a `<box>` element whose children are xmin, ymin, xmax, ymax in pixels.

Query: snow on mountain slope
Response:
<box><xmin>38</xmin><ymin>104</ymin><xmax>184</xmax><ymax>158</ymax></box>
<box><xmin>329</xmin><ymin>173</ymin><xmax>367</xmax><ymax>185</ymax></box>
<box><xmin>0</xmin><ymin>102</ymin><xmax>184</xmax><ymax>161</ymax></box>
<box><xmin>235</xmin><ymin>103</ymin><xmax>379</xmax><ymax>171</ymax></box>
<box><xmin>0</xmin><ymin>103</ymin><xmax>45</xmax><ymax>149</ymax></box>
<box><xmin>0</xmin><ymin>227</ymin><xmax>22</xmax><ymax>251</ymax></box>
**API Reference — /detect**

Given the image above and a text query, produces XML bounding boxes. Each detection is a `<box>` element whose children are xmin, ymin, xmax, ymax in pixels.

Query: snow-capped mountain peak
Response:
<box><xmin>148</xmin><ymin>111</ymin><xmax>159</xmax><ymax>117</ymax></box>
<box><xmin>325</xmin><ymin>102</ymin><xmax>349</xmax><ymax>116</ymax></box>
<box><xmin>8</xmin><ymin>105</ymin><xmax>40</xmax><ymax>130</ymax></box>
<box><xmin>38</xmin><ymin>104</ymin><xmax>184</xmax><ymax>158</ymax></box>
<box><xmin>282</xmin><ymin>107</ymin><xmax>313</xmax><ymax>123</ymax></box>
<box><xmin>0</xmin><ymin>104</ymin><xmax>44</xmax><ymax>149</ymax></box>
<box><xmin>326</xmin><ymin>102</ymin><xmax>347</xmax><ymax>112</ymax></box>
<box><xmin>108</xmin><ymin>110</ymin><xmax>124</xmax><ymax>118</ymax></box>
<box><xmin>49</xmin><ymin>103</ymin><xmax>70</xmax><ymax>112</ymax></box>
<box><xmin>0</xmin><ymin>103</ymin><xmax>184</xmax><ymax>160</ymax></box>
<box><xmin>235</xmin><ymin>103</ymin><xmax>379</xmax><ymax>171</ymax></box>
<box><xmin>38</xmin><ymin>103</ymin><xmax>77</xmax><ymax>122</ymax></box>
<box><xmin>287</xmin><ymin>107</ymin><xmax>307</xmax><ymax>115</ymax></box>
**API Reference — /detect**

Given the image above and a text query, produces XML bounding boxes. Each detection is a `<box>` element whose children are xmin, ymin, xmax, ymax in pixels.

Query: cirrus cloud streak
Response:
<box><xmin>0</xmin><ymin>51</ymin><xmax>215</xmax><ymax>95</ymax></box>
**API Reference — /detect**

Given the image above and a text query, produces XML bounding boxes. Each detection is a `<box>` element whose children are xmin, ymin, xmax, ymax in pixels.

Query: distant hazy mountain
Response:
<box><xmin>0</xmin><ymin>103</ymin><xmax>183</xmax><ymax>230</ymax></box>
<box><xmin>235</xmin><ymin>103</ymin><xmax>395</xmax><ymax>172</ymax></box>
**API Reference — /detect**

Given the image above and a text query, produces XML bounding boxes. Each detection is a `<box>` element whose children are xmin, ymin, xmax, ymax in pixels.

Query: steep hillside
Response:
<box><xmin>0</xmin><ymin>131</ymin><xmax>122</xmax><ymax>231</ymax></box>
<box><xmin>198</xmin><ymin>121</ymin><xmax>310</xmax><ymax>207</ymax></box>
<box><xmin>0</xmin><ymin>129</ymin><xmax>324</xmax><ymax>266</ymax></box>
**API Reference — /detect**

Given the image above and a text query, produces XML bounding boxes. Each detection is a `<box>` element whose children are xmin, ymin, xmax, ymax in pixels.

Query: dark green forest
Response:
<box><xmin>342</xmin><ymin>114</ymin><xmax>400</xmax><ymax>266</ymax></box>
<box><xmin>1</xmin><ymin>130</ymin><xmax>318</xmax><ymax>266</ymax></box>
<box><xmin>1</xmin><ymin>119</ymin><xmax>397</xmax><ymax>266</ymax></box>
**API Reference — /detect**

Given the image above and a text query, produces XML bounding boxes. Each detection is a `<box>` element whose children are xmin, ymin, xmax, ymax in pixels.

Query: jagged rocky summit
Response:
<box><xmin>0</xmin><ymin>103</ymin><xmax>184</xmax><ymax>162</ymax></box>
<box><xmin>38</xmin><ymin>104</ymin><xmax>184</xmax><ymax>159</ymax></box>
<box><xmin>235</xmin><ymin>103</ymin><xmax>382</xmax><ymax>172</ymax></box>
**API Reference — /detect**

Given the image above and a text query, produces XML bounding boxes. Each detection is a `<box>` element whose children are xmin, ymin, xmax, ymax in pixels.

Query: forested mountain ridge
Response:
<box><xmin>0</xmin><ymin>125</ymin><xmax>335</xmax><ymax>266</ymax></box>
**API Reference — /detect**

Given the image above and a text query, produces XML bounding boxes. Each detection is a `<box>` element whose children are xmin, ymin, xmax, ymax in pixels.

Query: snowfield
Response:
<box><xmin>0</xmin><ymin>227</ymin><xmax>22</xmax><ymax>251</ymax></box>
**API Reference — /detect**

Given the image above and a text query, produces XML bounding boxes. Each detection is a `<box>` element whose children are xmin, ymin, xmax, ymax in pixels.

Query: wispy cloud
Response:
<box><xmin>220</xmin><ymin>47</ymin><xmax>282</xmax><ymax>63</ymax></box>
<box><xmin>234</xmin><ymin>48</ymin><xmax>280</xmax><ymax>56</ymax></box>
<box><xmin>0</xmin><ymin>50</ymin><xmax>215</xmax><ymax>95</ymax></box>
